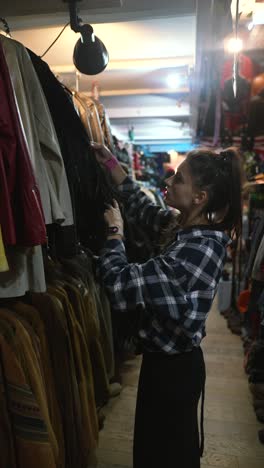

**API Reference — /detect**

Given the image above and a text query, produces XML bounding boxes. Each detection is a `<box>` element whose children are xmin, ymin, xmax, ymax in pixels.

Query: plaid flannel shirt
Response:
<box><xmin>97</xmin><ymin>177</ymin><xmax>231</xmax><ymax>354</ymax></box>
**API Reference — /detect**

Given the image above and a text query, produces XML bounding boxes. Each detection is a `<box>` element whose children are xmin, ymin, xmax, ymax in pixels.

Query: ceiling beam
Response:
<box><xmin>4</xmin><ymin>0</ymin><xmax>195</xmax><ymax>30</ymax></box>
<box><xmin>51</xmin><ymin>56</ymin><xmax>194</xmax><ymax>75</ymax></box>
<box><xmin>82</xmin><ymin>88</ymin><xmax>189</xmax><ymax>97</ymax></box>
<box><xmin>105</xmin><ymin>104</ymin><xmax>190</xmax><ymax>119</ymax></box>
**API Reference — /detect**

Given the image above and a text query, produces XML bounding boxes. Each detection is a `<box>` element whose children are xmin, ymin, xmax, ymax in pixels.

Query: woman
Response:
<box><xmin>92</xmin><ymin>142</ymin><xmax>242</xmax><ymax>468</ymax></box>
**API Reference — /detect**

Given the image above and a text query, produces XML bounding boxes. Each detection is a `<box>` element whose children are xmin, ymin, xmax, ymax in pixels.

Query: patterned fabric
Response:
<box><xmin>118</xmin><ymin>177</ymin><xmax>173</xmax><ymax>242</ymax></box>
<box><xmin>0</xmin><ymin>331</ymin><xmax>57</xmax><ymax>468</ymax></box>
<box><xmin>97</xmin><ymin>177</ymin><xmax>231</xmax><ymax>354</ymax></box>
<box><xmin>8</xmin><ymin>383</ymin><xmax>49</xmax><ymax>441</ymax></box>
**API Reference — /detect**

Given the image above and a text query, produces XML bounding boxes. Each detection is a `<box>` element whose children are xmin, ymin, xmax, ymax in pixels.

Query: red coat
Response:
<box><xmin>0</xmin><ymin>43</ymin><xmax>46</xmax><ymax>246</ymax></box>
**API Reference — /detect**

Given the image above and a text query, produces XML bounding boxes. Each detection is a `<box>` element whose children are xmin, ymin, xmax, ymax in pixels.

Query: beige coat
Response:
<box><xmin>0</xmin><ymin>35</ymin><xmax>73</xmax><ymax>227</ymax></box>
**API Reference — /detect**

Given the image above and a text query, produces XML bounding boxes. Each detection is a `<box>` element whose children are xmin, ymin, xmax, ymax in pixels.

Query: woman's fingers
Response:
<box><xmin>90</xmin><ymin>142</ymin><xmax>113</xmax><ymax>160</ymax></box>
<box><xmin>90</xmin><ymin>141</ymin><xmax>102</xmax><ymax>149</ymax></box>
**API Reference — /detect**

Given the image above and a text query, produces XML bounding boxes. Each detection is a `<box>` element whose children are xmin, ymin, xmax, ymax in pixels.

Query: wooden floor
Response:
<box><xmin>97</xmin><ymin>300</ymin><xmax>264</xmax><ymax>467</ymax></box>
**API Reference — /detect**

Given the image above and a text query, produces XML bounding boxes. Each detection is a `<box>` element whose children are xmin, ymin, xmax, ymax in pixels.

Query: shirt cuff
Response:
<box><xmin>117</xmin><ymin>176</ymin><xmax>140</xmax><ymax>194</ymax></box>
<box><xmin>100</xmin><ymin>238</ymin><xmax>126</xmax><ymax>254</ymax></box>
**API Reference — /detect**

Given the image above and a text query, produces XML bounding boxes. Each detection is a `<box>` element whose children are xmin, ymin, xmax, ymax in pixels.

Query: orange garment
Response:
<box><xmin>251</xmin><ymin>73</ymin><xmax>264</xmax><ymax>97</ymax></box>
<box><xmin>0</xmin><ymin>308</ymin><xmax>58</xmax><ymax>459</ymax></box>
<box><xmin>0</xmin><ymin>320</ymin><xmax>17</xmax><ymax>468</ymax></box>
<box><xmin>0</xmin><ymin>319</ymin><xmax>57</xmax><ymax>468</ymax></box>
<box><xmin>12</xmin><ymin>301</ymin><xmax>65</xmax><ymax>468</ymax></box>
<box><xmin>237</xmin><ymin>289</ymin><xmax>250</xmax><ymax>314</ymax></box>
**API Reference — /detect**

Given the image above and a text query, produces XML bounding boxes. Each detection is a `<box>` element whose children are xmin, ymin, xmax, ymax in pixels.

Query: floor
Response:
<box><xmin>97</xmin><ymin>300</ymin><xmax>264</xmax><ymax>468</ymax></box>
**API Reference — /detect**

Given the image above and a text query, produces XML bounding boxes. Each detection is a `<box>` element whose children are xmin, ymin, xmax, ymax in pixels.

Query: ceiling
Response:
<box><xmin>1</xmin><ymin>0</ymin><xmax>196</xmax><ymax>28</ymax></box>
<box><xmin>1</xmin><ymin>0</ymin><xmax>196</xmax><ymax>149</ymax></box>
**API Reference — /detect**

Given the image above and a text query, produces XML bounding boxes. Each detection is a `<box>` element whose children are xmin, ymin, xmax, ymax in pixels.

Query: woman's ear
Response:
<box><xmin>193</xmin><ymin>190</ymin><xmax>208</xmax><ymax>206</ymax></box>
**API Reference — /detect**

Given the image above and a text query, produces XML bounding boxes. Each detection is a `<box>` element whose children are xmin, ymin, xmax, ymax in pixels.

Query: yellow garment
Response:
<box><xmin>12</xmin><ymin>302</ymin><xmax>65</xmax><ymax>468</ymax></box>
<box><xmin>47</xmin><ymin>285</ymin><xmax>99</xmax><ymax>462</ymax></box>
<box><xmin>0</xmin><ymin>308</ymin><xmax>58</xmax><ymax>465</ymax></box>
<box><xmin>0</xmin><ymin>226</ymin><xmax>8</xmax><ymax>272</ymax></box>
<box><xmin>0</xmin><ymin>315</ymin><xmax>57</xmax><ymax>468</ymax></box>
<box><xmin>30</xmin><ymin>291</ymin><xmax>81</xmax><ymax>467</ymax></box>
<box><xmin>0</xmin><ymin>320</ymin><xmax>17</xmax><ymax>468</ymax></box>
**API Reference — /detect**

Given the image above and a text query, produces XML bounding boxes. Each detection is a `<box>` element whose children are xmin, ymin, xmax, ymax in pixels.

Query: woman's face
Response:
<box><xmin>164</xmin><ymin>161</ymin><xmax>196</xmax><ymax>213</ymax></box>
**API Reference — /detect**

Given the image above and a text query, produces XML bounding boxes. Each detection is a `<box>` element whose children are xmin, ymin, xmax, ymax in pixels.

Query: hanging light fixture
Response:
<box><xmin>64</xmin><ymin>0</ymin><xmax>109</xmax><ymax>75</ymax></box>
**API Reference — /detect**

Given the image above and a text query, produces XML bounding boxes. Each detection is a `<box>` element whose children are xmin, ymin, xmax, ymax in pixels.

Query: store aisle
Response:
<box><xmin>97</xmin><ymin>300</ymin><xmax>264</xmax><ymax>468</ymax></box>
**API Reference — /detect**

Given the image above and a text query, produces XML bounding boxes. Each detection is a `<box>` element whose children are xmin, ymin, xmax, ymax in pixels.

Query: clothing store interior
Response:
<box><xmin>0</xmin><ymin>0</ymin><xmax>264</xmax><ymax>467</ymax></box>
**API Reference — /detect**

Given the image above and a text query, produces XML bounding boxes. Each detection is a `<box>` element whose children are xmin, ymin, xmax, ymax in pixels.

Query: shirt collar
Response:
<box><xmin>175</xmin><ymin>225</ymin><xmax>232</xmax><ymax>247</ymax></box>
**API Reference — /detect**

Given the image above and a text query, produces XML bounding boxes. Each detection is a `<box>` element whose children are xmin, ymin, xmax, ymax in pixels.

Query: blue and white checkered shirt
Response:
<box><xmin>97</xmin><ymin>177</ymin><xmax>231</xmax><ymax>354</ymax></box>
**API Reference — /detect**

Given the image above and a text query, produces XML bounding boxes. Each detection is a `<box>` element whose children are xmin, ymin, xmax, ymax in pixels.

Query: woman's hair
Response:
<box><xmin>186</xmin><ymin>147</ymin><xmax>242</xmax><ymax>239</ymax></box>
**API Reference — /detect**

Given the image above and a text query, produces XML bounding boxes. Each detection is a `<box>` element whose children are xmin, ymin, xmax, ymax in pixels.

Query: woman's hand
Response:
<box><xmin>104</xmin><ymin>199</ymin><xmax>124</xmax><ymax>239</ymax></box>
<box><xmin>90</xmin><ymin>142</ymin><xmax>128</xmax><ymax>185</ymax></box>
<box><xmin>90</xmin><ymin>142</ymin><xmax>115</xmax><ymax>165</ymax></box>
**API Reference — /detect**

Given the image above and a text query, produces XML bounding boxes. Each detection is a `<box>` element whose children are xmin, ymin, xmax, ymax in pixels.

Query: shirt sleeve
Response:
<box><xmin>118</xmin><ymin>177</ymin><xmax>173</xmax><ymax>238</ymax></box>
<box><xmin>97</xmin><ymin>237</ymin><xmax>224</xmax><ymax>337</ymax></box>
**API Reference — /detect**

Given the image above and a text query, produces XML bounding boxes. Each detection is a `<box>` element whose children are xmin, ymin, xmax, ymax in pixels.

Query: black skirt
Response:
<box><xmin>133</xmin><ymin>347</ymin><xmax>206</xmax><ymax>468</ymax></box>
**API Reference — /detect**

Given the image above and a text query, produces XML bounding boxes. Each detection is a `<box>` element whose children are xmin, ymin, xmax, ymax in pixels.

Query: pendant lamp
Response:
<box><xmin>64</xmin><ymin>0</ymin><xmax>109</xmax><ymax>75</ymax></box>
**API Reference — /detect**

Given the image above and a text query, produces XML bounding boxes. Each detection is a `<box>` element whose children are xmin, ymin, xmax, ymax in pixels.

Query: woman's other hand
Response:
<box><xmin>90</xmin><ymin>142</ymin><xmax>128</xmax><ymax>185</ymax></box>
<box><xmin>90</xmin><ymin>142</ymin><xmax>114</xmax><ymax>165</ymax></box>
<box><xmin>104</xmin><ymin>199</ymin><xmax>124</xmax><ymax>239</ymax></box>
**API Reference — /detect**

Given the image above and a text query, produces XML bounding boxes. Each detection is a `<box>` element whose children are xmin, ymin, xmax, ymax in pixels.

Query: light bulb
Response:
<box><xmin>226</xmin><ymin>37</ymin><xmax>243</xmax><ymax>54</ymax></box>
<box><xmin>166</xmin><ymin>74</ymin><xmax>181</xmax><ymax>89</ymax></box>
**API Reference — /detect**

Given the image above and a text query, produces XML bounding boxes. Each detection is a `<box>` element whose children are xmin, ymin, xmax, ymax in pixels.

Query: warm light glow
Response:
<box><xmin>166</xmin><ymin>74</ymin><xmax>181</xmax><ymax>88</ymax></box>
<box><xmin>248</xmin><ymin>21</ymin><xmax>254</xmax><ymax>31</ymax></box>
<box><xmin>168</xmin><ymin>149</ymin><xmax>178</xmax><ymax>157</ymax></box>
<box><xmin>168</xmin><ymin>150</ymin><xmax>178</xmax><ymax>168</ymax></box>
<box><xmin>253</xmin><ymin>4</ymin><xmax>264</xmax><ymax>25</ymax></box>
<box><xmin>226</xmin><ymin>37</ymin><xmax>243</xmax><ymax>54</ymax></box>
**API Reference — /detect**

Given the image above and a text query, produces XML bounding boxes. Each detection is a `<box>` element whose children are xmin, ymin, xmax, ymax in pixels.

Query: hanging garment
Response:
<box><xmin>220</xmin><ymin>54</ymin><xmax>257</xmax><ymax>89</ymax></box>
<box><xmin>0</xmin><ymin>35</ymin><xmax>73</xmax><ymax>227</ymax></box>
<box><xmin>62</xmin><ymin>280</ymin><xmax>110</xmax><ymax>406</ymax></box>
<box><xmin>0</xmin><ymin>41</ymin><xmax>46</xmax><ymax>247</ymax></box>
<box><xmin>222</xmin><ymin>75</ymin><xmax>251</xmax><ymax>134</ymax></box>
<box><xmin>252</xmin><ymin>234</ymin><xmax>264</xmax><ymax>282</ymax></box>
<box><xmin>0</xmin><ymin>309</ymin><xmax>58</xmax><ymax>461</ymax></box>
<box><xmin>27</xmin><ymin>49</ymin><xmax>117</xmax><ymax>253</ymax></box>
<box><xmin>251</xmin><ymin>72</ymin><xmax>264</xmax><ymax>97</ymax></box>
<box><xmin>47</xmin><ymin>284</ymin><xmax>98</xmax><ymax>467</ymax></box>
<box><xmin>95</xmin><ymin>284</ymin><xmax>115</xmax><ymax>380</ymax></box>
<box><xmin>58</xmin><ymin>254</ymin><xmax>114</xmax><ymax>387</ymax></box>
<box><xmin>0</xmin><ymin>313</ymin><xmax>57</xmax><ymax>468</ymax></box>
<box><xmin>91</xmin><ymin>98</ymin><xmax>115</xmax><ymax>153</ymax></box>
<box><xmin>0</xmin><ymin>227</ymin><xmax>8</xmax><ymax>272</ymax></box>
<box><xmin>244</xmin><ymin>215</ymin><xmax>264</xmax><ymax>279</ymax></box>
<box><xmin>30</xmin><ymin>291</ymin><xmax>83</xmax><ymax>468</ymax></box>
<box><xmin>0</xmin><ymin>338</ymin><xmax>17</xmax><ymax>468</ymax></box>
<box><xmin>73</xmin><ymin>93</ymin><xmax>104</xmax><ymax>144</ymax></box>
<box><xmin>0</xmin><ymin>246</ymin><xmax>46</xmax><ymax>298</ymax></box>
<box><xmin>0</xmin><ymin>43</ymin><xmax>47</xmax><ymax>297</ymax></box>
<box><xmin>193</xmin><ymin>0</ymin><xmax>232</xmax><ymax>143</ymax></box>
<box><xmin>11</xmin><ymin>301</ymin><xmax>65</xmax><ymax>468</ymax></box>
<box><xmin>248</xmin><ymin>90</ymin><xmax>264</xmax><ymax>137</ymax></box>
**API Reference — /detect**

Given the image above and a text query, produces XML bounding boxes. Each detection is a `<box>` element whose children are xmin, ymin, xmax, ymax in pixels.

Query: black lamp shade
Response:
<box><xmin>73</xmin><ymin>35</ymin><xmax>109</xmax><ymax>75</ymax></box>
